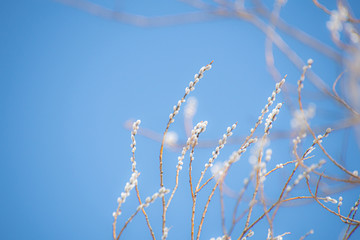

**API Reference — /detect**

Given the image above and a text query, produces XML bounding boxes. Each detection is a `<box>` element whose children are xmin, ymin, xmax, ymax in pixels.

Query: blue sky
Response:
<box><xmin>1</xmin><ymin>0</ymin><xmax>360</xmax><ymax>239</ymax></box>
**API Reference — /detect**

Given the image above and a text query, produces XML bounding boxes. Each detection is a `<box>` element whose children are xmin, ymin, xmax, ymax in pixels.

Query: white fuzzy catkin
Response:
<box><xmin>168</xmin><ymin>63</ymin><xmax>212</xmax><ymax>125</ymax></box>
<box><xmin>206</xmin><ymin>123</ymin><xmax>237</xmax><ymax>180</ymax></box>
<box><xmin>229</xmin><ymin>138</ymin><xmax>258</xmax><ymax>165</ymax></box>
<box><xmin>113</xmin><ymin>120</ymin><xmax>142</xmax><ymax>218</ymax></box>
<box><xmin>176</xmin><ymin>121</ymin><xmax>208</xmax><ymax>171</ymax></box>
<box><xmin>130</xmin><ymin>120</ymin><xmax>141</xmax><ymax>172</ymax></box>
<box><xmin>324</xmin><ymin>196</ymin><xmax>338</xmax><ymax>204</ymax></box>
<box><xmin>162</xmin><ymin>227</ymin><xmax>170</xmax><ymax>240</ymax></box>
<box><xmin>241</xmin><ymin>230</ymin><xmax>254</xmax><ymax>240</ymax></box>
<box><xmin>256</xmin><ymin>77</ymin><xmax>285</xmax><ymax>129</ymax></box>
<box><xmin>265</xmin><ymin>103</ymin><xmax>282</xmax><ymax>134</ymax></box>
<box><xmin>137</xmin><ymin>187</ymin><xmax>170</xmax><ymax>211</ymax></box>
<box><xmin>267</xmin><ymin>229</ymin><xmax>291</xmax><ymax>240</ymax></box>
<box><xmin>350</xmin><ymin>197</ymin><xmax>360</xmax><ymax>212</ymax></box>
<box><xmin>205</xmin><ymin>123</ymin><xmax>237</xmax><ymax>169</ymax></box>
<box><xmin>338</xmin><ymin>196</ymin><xmax>343</xmax><ymax>207</ymax></box>
<box><xmin>210</xmin><ymin>236</ymin><xmax>229</xmax><ymax>240</ymax></box>
<box><xmin>297</xmin><ymin>59</ymin><xmax>313</xmax><ymax>91</ymax></box>
<box><xmin>113</xmin><ymin>171</ymin><xmax>140</xmax><ymax>217</ymax></box>
<box><xmin>312</xmin><ymin>128</ymin><xmax>332</xmax><ymax>144</ymax></box>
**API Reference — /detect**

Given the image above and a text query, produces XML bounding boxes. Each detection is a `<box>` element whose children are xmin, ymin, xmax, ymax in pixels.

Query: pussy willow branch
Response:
<box><xmin>158</xmin><ymin>62</ymin><xmax>213</xmax><ymax>237</ymax></box>
<box><xmin>297</xmin><ymin>62</ymin><xmax>360</xmax><ymax>181</ymax></box>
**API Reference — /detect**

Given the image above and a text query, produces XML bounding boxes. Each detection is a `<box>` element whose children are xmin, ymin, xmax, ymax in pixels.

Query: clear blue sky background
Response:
<box><xmin>1</xmin><ymin>0</ymin><xmax>360</xmax><ymax>239</ymax></box>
